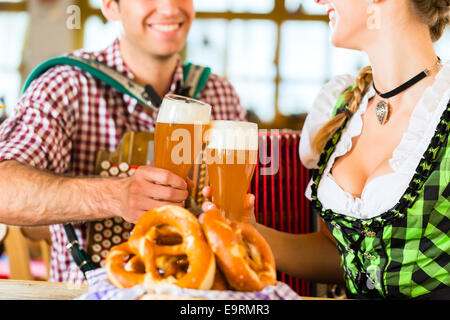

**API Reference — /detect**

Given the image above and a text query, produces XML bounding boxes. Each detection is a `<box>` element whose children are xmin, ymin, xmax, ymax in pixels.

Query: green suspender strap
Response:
<box><xmin>182</xmin><ymin>62</ymin><xmax>211</xmax><ymax>99</ymax></box>
<box><xmin>22</xmin><ymin>56</ymin><xmax>212</xmax><ymax>107</ymax></box>
<box><xmin>21</xmin><ymin>55</ymin><xmax>211</xmax><ymax>278</ymax></box>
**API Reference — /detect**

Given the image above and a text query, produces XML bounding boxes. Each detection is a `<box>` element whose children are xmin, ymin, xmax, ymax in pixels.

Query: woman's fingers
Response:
<box><xmin>244</xmin><ymin>193</ymin><xmax>255</xmax><ymax>209</ymax></box>
<box><xmin>202</xmin><ymin>200</ymin><xmax>216</xmax><ymax>212</ymax></box>
<box><xmin>202</xmin><ymin>186</ymin><xmax>211</xmax><ymax>199</ymax></box>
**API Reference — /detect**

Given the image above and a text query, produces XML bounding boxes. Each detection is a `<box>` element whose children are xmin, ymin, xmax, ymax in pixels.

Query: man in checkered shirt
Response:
<box><xmin>0</xmin><ymin>0</ymin><xmax>247</xmax><ymax>283</ymax></box>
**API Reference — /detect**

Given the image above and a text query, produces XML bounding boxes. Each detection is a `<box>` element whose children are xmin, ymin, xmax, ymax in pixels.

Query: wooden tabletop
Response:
<box><xmin>0</xmin><ymin>279</ymin><xmax>88</xmax><ymax>300</ymax></box>
<box><xmin>0</xmin><ymin>279</ymin><xmax>330</xmax><ymax>300</ymax></box>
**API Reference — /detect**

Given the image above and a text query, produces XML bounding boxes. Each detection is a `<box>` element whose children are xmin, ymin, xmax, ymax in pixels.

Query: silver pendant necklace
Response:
<box><xmin>375</xmin><ymin>99</ymin><xmax>390</xmax><ymax>125</ymax></box>
<box><xmin>373</xmin><ymin>57</ymin><xmax>441</xmax><ymax>125</ymax></box>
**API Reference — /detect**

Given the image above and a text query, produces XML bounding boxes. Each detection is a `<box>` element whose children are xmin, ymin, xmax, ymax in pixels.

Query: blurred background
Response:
<box><xmin>0</xmin><ymin>1</ymin><xmax>448</xmax><ymax>296</ymax></box>
<box><xmin>0</xmin><ymin>0</ymin><xmax>449</xmax><ymax>129</ymax></box>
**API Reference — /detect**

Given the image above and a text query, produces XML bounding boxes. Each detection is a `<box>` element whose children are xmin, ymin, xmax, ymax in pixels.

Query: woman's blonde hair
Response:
<box><xmin>410</xmin><ymin>0</ymin><xmax>450</xmax><ymax>41</ymax></box>
<box><xmin>311</xmin><ymin>0</ymin><xmax>449</xmax><ymax>154</ymax></box>
<box><xmin>311</xmin><ymin>67</ymin><xmax>373</xmax><ymax>154</ymax></box>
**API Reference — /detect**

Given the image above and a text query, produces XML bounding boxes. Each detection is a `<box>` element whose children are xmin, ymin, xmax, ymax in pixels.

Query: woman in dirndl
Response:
<box><xmin>204</xmin><ymin>0</ymin><xmax>450</xmax><ymax>299</ymax></box>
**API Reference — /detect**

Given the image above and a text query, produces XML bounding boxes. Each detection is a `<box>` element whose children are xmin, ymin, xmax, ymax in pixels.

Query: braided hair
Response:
<box><xmin>311</xmin><ymin>0</ymin><xmax>449</xmax><ymax>154</ymax></box>
<box><xmin>311</xmin><ymin>67</ymin><xmax>373</xmax><ymax>154</ymax></box>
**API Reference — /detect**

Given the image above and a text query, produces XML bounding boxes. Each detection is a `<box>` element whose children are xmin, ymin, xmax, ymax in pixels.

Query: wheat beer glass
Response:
<box><xmin>154</xmin><ymin>94</ymin><xmax>211</xmax><ymax>178</ymax></box>
<box><xmin>206</xmin><ymin>121</ymin><xmax>258</xmax><ymax>221</ymax></box>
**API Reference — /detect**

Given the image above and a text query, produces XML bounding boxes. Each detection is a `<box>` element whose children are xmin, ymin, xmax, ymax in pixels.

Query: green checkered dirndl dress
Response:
<box><xmin>309</xmin><ymin>89</ymin><xmax>450</xmax><ymax>299</ymax></box>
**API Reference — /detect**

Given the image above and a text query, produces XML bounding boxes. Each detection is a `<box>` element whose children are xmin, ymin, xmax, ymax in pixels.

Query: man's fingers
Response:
<box><xmin>126</xmin><ymin>198</ymin><xmax>185</xmax><ymax>224</ymax></box>
<box><xmin>139</xmin><ymin>181</ymin><xmax>189</xmax><ymax>203</ymax></box>
<box><xmin>138</xmin><ymin>166</ymin><xmax>188</xmax><ymax>190</ymax></box>
<box><xmin>185</xmin><ymin>177</ymin><xmax>194</xmax><ymax>189</ymax></box>
<box><xmin>134</xmin><ymin>197</ymin><xmax>185</xmax><ymax>212</ymax></box>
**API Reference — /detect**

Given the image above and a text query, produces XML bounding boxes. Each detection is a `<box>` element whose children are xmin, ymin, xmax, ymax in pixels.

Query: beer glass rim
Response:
<box><xmin>207</xmin><ymin>120</ymin><xmax>258</xmax><ymax>151</ymax></box>
<box><xmin>163</xmin><ymin>94</ymin><xmax>211</xmax><ymax>109</ymax></box>
<box><xmin>210</xmin><ymin>120</ymin><xmax>258</xmax><ymax>130</ymax></box>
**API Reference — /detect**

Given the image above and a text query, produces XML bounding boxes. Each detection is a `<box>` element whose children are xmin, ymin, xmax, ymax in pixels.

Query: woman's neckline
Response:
<box><xmin>324</xmin><ymin>62</ymin><xmax>448</xmax><ymax>201</ymax></box>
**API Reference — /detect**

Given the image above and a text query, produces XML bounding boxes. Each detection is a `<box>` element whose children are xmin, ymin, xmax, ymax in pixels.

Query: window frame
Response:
<box><xmin>0</xmin><ymin>0</ymin><xmax>330</xmax><ymax>127</ymax></box>
<box><xmin>81</xmin><ymin>0</ymin><xmax>329</xmax><ymax>127</ymax></box>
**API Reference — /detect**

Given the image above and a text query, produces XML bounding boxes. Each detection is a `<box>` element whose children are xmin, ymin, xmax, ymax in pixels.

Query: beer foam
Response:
<box><xmin>156</xmin><ymin>94</ymin><xmax>211</xmax><ymax>124</ymax></box>
<box><xmin>207</xmin><ymin>120</ymin><xmax>258</xmax><ymax>150</ymax></box>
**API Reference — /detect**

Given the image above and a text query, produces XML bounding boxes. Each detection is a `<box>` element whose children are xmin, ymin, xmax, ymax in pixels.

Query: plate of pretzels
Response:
<box><xmin>104</xmin><ymin>205</ymin><xmax>278</xmax><ymax>295</ymax></box>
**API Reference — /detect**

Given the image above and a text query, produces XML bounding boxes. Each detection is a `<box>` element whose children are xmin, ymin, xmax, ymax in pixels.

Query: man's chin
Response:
<box><xmin>150</xmin><ymin>51</ymin><xmax>181</xmax><ymax>61</ymax></box>
<box><xmin>145</xmin><ymin>43</ymin><xmax>185</xmax><ymax>61</ymax></box>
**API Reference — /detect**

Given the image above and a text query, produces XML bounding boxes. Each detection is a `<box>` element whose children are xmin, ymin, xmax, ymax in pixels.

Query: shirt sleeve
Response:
<box><xmin>198</xmin><ymin>73</ymin><xmax>247</xmax><ymax>121</ymax></box>
<box><xmin>299</xmin><ymin>74</ymin><xmax>355</xmax><ymax>169</ymax></box>
<box><xmin>0</xmin><ymin>65</ymin><xmax>81</xmax><ymax>173</ymax></box>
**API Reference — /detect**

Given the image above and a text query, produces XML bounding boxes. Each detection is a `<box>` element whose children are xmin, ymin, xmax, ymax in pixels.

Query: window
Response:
<box><xmin>0</xmin><ymin>1</ymin><xmax>28</xmax><ymax>117</ymax></box>
<box><xmin>1</xmin><ymin>0</ymin><xmax>450</xmax><ymax>127</ymax></box>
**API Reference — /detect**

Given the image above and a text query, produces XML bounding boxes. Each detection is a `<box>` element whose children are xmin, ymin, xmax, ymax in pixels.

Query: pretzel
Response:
<box><xmin>210</xmin><ymin>267</ymin><xmax>229</xmax><ymax>291</ymax></box>
<box><xmin>105</xmin><ymin>242</ymin><xmax>146</xmax><ymax>288</ymax></box>
<box><xmin>128</xmin><ymin>205</ymin><xmax>216</xmax><ymax>290</ymax></box>
<box><xmin>200</xmin><ymin>208</ymin><xmax>277</xmax><ymax>292</ymax></box>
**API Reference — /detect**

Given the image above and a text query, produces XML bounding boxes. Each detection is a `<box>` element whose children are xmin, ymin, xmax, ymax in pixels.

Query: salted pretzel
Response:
<box><xmin>200</xmin><ymin>208</ymin><xmax>277</xmax><ymax>292</ymax></box>
<box><xmin>210</xmin><ymin>267</ymin><xmax>229</xmax><ymax>291</ymax></box>
<box><xmin>105</xmin><ymin>242</ymin><xmax>146</xmax><ymax>288</ymax></box>
<box><xmin>126</xmin><ymin>205</ymin><xmax>216</xmax><ymax>290</ymax></box>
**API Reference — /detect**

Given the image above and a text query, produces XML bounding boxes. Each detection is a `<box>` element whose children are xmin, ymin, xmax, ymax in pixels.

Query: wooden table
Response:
<box><xmin>0</xmin><ymin>279</ymin><xmax>88</xmax><ymax>300</ymax></box>
<box><xmin>0</xmin><ymin>279</ymin><xmax>330</xmax><ymax>300</ymax></box>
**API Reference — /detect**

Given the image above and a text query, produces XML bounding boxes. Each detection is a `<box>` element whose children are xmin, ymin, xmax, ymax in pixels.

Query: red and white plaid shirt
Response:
<box><xmin>0</xmin><ymin>39</ymin><xmax>247</xmax><ymax>283</ymax></box>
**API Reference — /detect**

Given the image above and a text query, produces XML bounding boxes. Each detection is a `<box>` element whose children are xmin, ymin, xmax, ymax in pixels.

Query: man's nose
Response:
<box><xmin>156</xmin><ymin>0</ymin><xmax>181</xmax><ymax>16</ymax></box>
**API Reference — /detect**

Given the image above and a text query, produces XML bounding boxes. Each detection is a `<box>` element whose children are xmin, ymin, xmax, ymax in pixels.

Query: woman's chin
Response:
<box><xmin>329</xmin><ymin>32</ymin><xmax>356</xmax><ymax>50</ymax></box>
<box><xmin>329</xmin><ymin>32</ymin><xmax>343</xmax><ymax>48</ymax></box>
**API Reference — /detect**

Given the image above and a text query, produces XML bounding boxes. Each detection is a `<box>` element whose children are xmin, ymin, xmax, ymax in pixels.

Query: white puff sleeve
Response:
<box><xmin>299</xmin><ymin>74</ymin><xmax>355</xmax><ymax>169</ymax></box>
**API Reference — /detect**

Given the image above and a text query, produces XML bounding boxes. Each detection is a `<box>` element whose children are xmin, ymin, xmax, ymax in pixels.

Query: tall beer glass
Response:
<box><xmin>154</xmin><ymin>94</ymin><xmax>211</xmax><ymax>178</ymax></box>
<box><xmin>206</xmin><ymin>121</ymin><xmax>258</xmax><ymax>221</ymax></box>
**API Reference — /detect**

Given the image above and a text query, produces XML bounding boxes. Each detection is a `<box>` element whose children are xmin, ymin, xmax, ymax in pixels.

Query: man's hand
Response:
<box><xmin>0</xmin><ymin>160</ymin><xmax>189</xmax><ymax>226</ymax></box>
<box><xmin>200</xmin><ymin>186</ymin><xmax>256</xmax><ymax>225</ymax></box>
<box><xmin>119</xmin><ymin>166</ymin><xmax>189</xmax><ymax>223</ymax></box>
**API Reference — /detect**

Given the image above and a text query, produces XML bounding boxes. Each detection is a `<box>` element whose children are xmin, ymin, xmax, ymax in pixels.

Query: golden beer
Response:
<box><xmin>205</xmin><ymin>121</ymin><xmax>258</xmax><ymax>221</ymax></box>
<box><xmin>154</xmin><ymin>94</ymin><xmax>211</xmax><ymax>178</ymax></box>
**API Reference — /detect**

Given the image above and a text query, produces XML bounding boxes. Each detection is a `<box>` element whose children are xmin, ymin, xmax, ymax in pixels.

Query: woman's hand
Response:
<box><xmin>201</xmin><ymin>186</ymin><xmax>257</xmax><ymax>226</ymax></box>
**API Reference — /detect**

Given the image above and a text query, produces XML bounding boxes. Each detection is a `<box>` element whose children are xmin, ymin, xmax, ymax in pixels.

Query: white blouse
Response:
<box><xmin>300</xmin><ymin>61</ymin><xmax>450</xmax><ymax>220</ymax></box>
